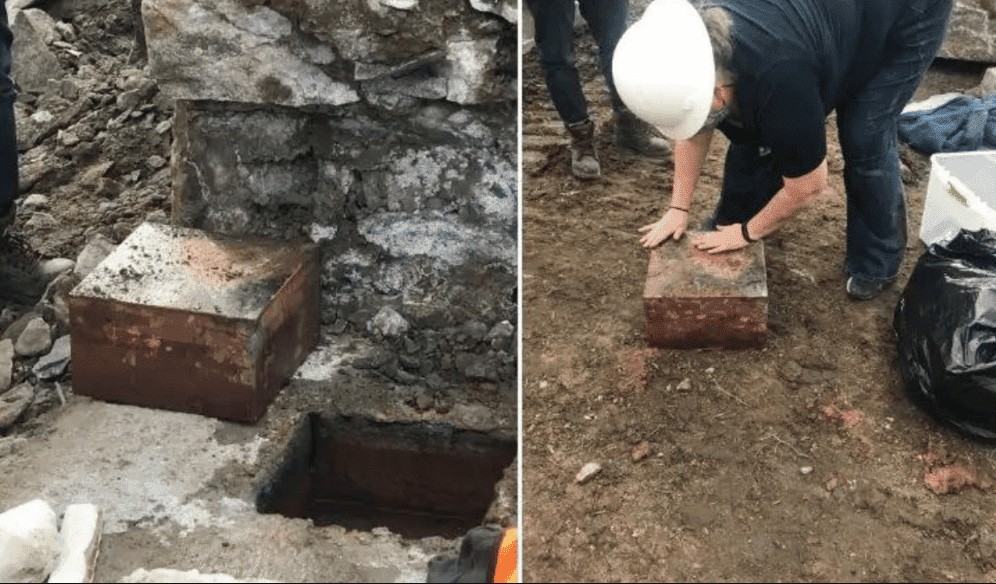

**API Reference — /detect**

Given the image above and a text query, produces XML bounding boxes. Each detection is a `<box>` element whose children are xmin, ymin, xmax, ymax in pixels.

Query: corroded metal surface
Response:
<box><xmin>69</xmin><ymin>222</ymin><xmax>319</xmax><ymax>422</ymax></box>
<box><xmin>644</xmin><ymin>232</ymin><xmax>767</xmax><ymax>349</ymax></box>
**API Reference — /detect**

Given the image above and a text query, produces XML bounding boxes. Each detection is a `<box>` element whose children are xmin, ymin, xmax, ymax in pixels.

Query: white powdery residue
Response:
<box><xmin>392</xmin><ymin>147</ymin><xmax>460</xmax><ymax>195</ymax></box>
<box><xmin>217</xmin><ymin>434</ymin><xmax>267</xmax><ymax>466</ymax></box>
<box><xmin>171</xmin><ymin>500</ymin><xmax>216</xmax><ymax>533</ymax></box>
<box><xmin>332</xmin><ymin>249</ymin><xmax>375</xmax><ymax>268</ymax></box>
<box><xmin>295</xmin><ymin>335</ymin><xmax>379</xmax><ymax>381</ymax></box>
<box><xmin>293</xmin><ymin>345</ymin><xmax>346</xmax><ymax>380</ymax></box>
<box><xmin>309</xmin><ymin>223</ymin><xmax>339</xmax><ymax>242</ymax></box>
<box><xmin>359</xmin><ymin>216</ymin><xmax>470</xmax><ymax>265</ymax></box>
<box><xmin>474</xmin><ymin>158</ymin><xmax>516</xmax><ymax>219</ymax></box>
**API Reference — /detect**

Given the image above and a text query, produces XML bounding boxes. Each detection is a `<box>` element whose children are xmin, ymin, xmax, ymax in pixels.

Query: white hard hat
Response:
<box><xmin>613</xmin><ymin>0</ymin><xmax>716</xmax><ymax>140</ymax></box>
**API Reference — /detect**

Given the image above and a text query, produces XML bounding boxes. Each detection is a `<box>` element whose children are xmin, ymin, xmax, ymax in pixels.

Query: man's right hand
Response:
<box><xmin>638</xmin><ymin>208</ymin><xmax>689</xmax><ymax>248</ymax></box>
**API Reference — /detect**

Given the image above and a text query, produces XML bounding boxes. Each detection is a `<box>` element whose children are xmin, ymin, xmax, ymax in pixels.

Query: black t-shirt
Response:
<box><xmin>711</xmin><ymin>0</ymin><xmax>905</xmax><ymax>178</ymax></box>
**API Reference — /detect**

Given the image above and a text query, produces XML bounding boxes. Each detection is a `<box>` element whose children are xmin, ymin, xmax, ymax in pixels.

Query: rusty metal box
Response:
<box><xmin>644</xmin><ymin>232</ymin><xmax>767</xmax><ymax>349</ymax></box>
<box><xmin>69</xmin><ymin>222</ymin><xmax>320</xmax><ymax>423</ymax></box>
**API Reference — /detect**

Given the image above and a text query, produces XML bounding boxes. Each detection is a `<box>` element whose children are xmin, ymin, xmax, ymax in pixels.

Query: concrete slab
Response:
<box><xmin>0</xmin><ymin>349</ymin><xmax>514</xmax><ymax>581</ymax></box>
<box><xmin>644</xmin><ymin>232</ymin><xmax>767</xmax><ymax>349</ymax></box>
<box><xmin>68</xmin><ymin>222</ymin><xmax>320</xmax><ymax>422</ymax></box>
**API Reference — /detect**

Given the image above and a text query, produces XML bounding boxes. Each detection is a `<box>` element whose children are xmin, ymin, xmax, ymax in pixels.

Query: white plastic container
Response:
<box><xmin>920</xmin><ymin>151</ymin><xmax>996</xmax><ymax>246</ymax></box>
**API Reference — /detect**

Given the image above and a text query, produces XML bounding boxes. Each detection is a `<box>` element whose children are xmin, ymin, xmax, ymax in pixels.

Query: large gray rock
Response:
<box><xmin>938</xmin><ymin>0</ymin><xmax>996</xmax><ymax>62</ymax></box>
<box><xmin>143</xmin><ymin>0</ymin><xmax>357</xmax><ymax>108</ymax></box>
<box><xmin>143</xmin><ymin>0</ymin><xmax>515</xmax><ymax>107</ymax></box>
<box><xmin>10</xmin><ymin>9</ymin><xmax>64</xmax><ymax>94</ymax></box>
<box><xmin>32</xmin><ymin>335</ymin><xmax>70</xmax><ymax>381</ymax></box>
<box><xmin>0</xmin><ymin>499</ymin><xmax>59</xmax><ymax>583</ymax></box>
<box><xmin>14</xmin><ymin>317</ymin><xmax>51</xmax><ymax>357</ymax></box>
<box><xmin>73</xmin><ymin>233</ymin><xmax>117</xmax><ymax>279</ymax></box>
<box><xmin>0</xmin><ymin>383</ymin><xmax>34</xmax><ymax>429</ymax></box>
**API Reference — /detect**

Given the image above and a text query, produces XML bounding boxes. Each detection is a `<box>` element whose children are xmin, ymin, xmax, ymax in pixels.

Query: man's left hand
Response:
<box><xmin>694</xmin><ymin>223</ymin><xmax>749</xmax><ymax>254</ymax></box>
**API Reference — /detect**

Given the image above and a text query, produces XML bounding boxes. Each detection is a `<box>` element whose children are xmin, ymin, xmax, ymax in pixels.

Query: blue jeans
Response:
<box><xmin>0</xmin><ymin>5</ymin><xmax>15</xmax><ymax>208</ymax></box>
<box><xmin>714</xmin><ymin>0</ymin><xmax>952</xmax><ymax>282</ymax></box>
<box><xmin>525</xmin><ymin>0</ymin><xmax>628</xmax><ymax>125</ymax></box>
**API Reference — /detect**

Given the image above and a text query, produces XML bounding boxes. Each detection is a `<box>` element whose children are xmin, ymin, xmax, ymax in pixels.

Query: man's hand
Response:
<box><xmin>638</xmin><ymin>208</ymin><xmax>689</xmax><ymax>248</ymax></box>
<box><xmin>695</xmin><ymin>223</ymin><xmax>749</xmax><ymax>254</ymax></box>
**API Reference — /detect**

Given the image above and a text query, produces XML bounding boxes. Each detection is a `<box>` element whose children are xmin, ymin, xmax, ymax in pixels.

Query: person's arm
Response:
<box><xmin>638</xmin><ymin>128</ymin><xmax>714</xmax><ymax>248</ymax></box>
<box><xmin>695</xmin><ymin>157</ymin><xmax>828</xmax><ymax>253</ymax></box>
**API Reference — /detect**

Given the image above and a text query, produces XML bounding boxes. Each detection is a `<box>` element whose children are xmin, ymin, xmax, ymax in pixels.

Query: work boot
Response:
<box><xmin>614</xmin><ymin>109</ymin><xmax>670</xmax><ymax>158</ymax></box>
<box><xmin>846</xmin><ymin>276</ymin><xmax>893</xmax><ymax>301</ymax></box>
<box><xmin>0</xmin><ymin>199</ymin><xmax>13</xmax><ymax>234</ymax></box>
<box><xmin>566</xmin><ymin>119</ymin><xmax>600</xmax><ymax>179</ymax></box>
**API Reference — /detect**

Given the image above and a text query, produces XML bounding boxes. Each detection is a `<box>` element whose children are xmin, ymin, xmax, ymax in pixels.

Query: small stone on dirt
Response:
<box><xmin>780</xmin><ymin>360</ymin><xmax>803</xmax><ymax>382</ymax></box>
<box><xmin>800</xmin><ymin>466</ymin><xmax>813</xmax><ymax>475</ymax></box>
<box><xmin>924</xmin><ymin>466</ymin><xmax>992</xmax><ymax>495</ymax></box>
<box><xmin>576</xmin><ymin>462</ymin><xmax>602</xmax><ymax>484</ymax></box>
<box><xmin>631</xmin><ymin>441</ymin><xmax>652</xmax><ymax>462</ymax></box>
<box><xmin>14</xmin><ymin>317</ymin><xmax>52</xmax><ymax>357</ymax></box>
<box><xmin>676</xmin><ymin>378</ymin><xmax>692</xmax><ymax>391</ymax></box>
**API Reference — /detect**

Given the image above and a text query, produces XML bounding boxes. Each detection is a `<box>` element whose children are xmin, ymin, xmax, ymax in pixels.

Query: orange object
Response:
<box><xmin>490</xmin><ymin>527</ymin><xmax>518</xmax><ymax>583</ymax></box>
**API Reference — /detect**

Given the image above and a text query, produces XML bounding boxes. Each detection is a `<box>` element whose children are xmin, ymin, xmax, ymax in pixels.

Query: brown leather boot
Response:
<box><xmin>566</xmin><ymin>119</ymin><xmax>600</xmax><ymax>179</ymax></box>
<box><xmin>614</xmin><ymin>109</ymin><xmax>670</xmax><ymax>158</ymax></box>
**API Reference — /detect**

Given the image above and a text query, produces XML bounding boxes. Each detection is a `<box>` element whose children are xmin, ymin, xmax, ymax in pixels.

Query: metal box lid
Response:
<box><xmin>70</xmin><ymin>222</ymin><xmax>310</xmax><ymax>320</ymax></box>
<box><xmin>644</xmin><ymin>232</ymin><xmax>766</xmax><ymax>299</ymax></box>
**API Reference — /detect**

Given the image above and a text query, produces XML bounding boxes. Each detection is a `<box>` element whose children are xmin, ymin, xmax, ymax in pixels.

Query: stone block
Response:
<box><xmin>0</xmin><ymin>499</ymin><xmax>59</xmax><ymax>583</ymax></box>
<box><xmin>143</xmin><ymin>0</ymin><xmax>514</xmax><ymax>108</ymax></box>
<box><xmin>48</xmin><ymin>504</ymin><xmax>101</xmax><ymax>584</ymax></box>
<box><xmin>937</xmin><ymin>0</ymin><xmax>996</xmax><ymax>62</ymax></box>
<box><xmin>10</xmin><ymin>9</ymin><xmax>64</xmax><ymax>94</ymax></box>
<box><xmin>68</xmin><ymin>222</ymin><xmax>320</xmax><ymax>423</ymax></box>
<box><xmin>644</xmin><ymin>233</ymin><xmax>767</xmax><ymax>349</ymax></box>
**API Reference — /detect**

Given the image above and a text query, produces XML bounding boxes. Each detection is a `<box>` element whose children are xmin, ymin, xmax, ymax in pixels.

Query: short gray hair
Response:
<box><xmin>692</xmin><ymin>2</ymin><xmax>736</xmax><ymax>83</ymax></box>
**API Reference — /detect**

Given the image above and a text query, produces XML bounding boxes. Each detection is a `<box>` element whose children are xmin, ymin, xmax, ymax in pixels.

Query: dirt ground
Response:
<box><xmin>521</xmin><ymin>13</ymin><xmax>996</xmax><ymax>583</ymax></box>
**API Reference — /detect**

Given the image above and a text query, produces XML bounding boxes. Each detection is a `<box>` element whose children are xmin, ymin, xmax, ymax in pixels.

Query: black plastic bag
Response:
<box><xmin>894</xmin><ymin>228</ymin><xmax>996</xmax><ymax>441</ymax></box>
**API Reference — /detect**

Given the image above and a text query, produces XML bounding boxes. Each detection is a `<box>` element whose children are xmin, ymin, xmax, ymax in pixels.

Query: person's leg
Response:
<box><xmin>526</xmin><ymin>0</ymin><xmax>601</xmax><ymax>178</ymax></box>
<box><xmin>579</xmin><ymin>0</ymin><xmax>669</xmax><ymax>157</ymax></box>
<box><xmin>711</xmin><ymin>143</ymin><xmax>783</xmax><ymax>229</ymax></box>
<box><xmin>0</xmin><ymin>3</ymin><xmax>16</xmax><ymax>230</ymax></box>
<box><xmin>526</xmin><ymin>0</ymin><xmax>589</xmax><ymax>125</ymax></box>
<box><xmin>577</xmin><ymin>0</ymin><xmax>628</xmax><ymax>113</ymax></box>
<box><xmin>835</xmin><ymin>0</ymin><xmax>952</xmax><ymax>298</ymax></box>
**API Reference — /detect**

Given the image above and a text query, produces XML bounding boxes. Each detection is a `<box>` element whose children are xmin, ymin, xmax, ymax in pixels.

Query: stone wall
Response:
<box><xmin>143</xmin><ymin>0</ymin><xmax>518</xmax><ymax>391</ymax></box>
<box><xmin>938</xmin><ymin>0</ymin><xmax>996</xmax><ymax>63</ymax></box>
